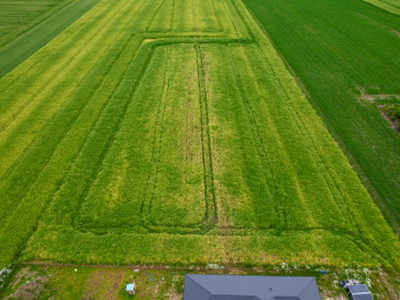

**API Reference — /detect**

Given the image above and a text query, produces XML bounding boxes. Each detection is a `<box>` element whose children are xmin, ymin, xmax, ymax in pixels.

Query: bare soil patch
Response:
<box><xmin>360</xmin><ymin>91</ymin><xmax>400</xmax><ymax>102</ymax></box>
<box><xmin>379</xmin><ymin>104</ymin><xmax>400</xmax><ymax>133</ymax></box>
<box><xmin>4</xmin><ymin>267</ymin><xmax>54</xmax><ymax>299</ymax></box>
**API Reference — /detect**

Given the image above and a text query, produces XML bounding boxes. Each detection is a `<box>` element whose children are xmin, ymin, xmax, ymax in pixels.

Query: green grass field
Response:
<box><xmin>0</xmin><ymin>0</ymin><xmax>67</xmax><ymax>46</ymax></box>
<box><xmin>0</xmin><ymin>0</ymin><xmax>100</xmax><ymax>78</ymax></box>
<box><xmin>0</xmin><ymin>0</ymin><xmax>399</xmax><ymax>271</ymax></box>
<box><xmin>244</xmin><ymin>0</ymin><xmax>400</xmax><ymax>233</ymax></box>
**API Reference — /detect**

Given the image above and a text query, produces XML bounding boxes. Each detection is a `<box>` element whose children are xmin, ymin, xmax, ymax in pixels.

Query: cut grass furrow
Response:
<box><xmin>241</xmin><ymin>45</ymin><xmax>352</xmax><ymax>231</ymax></box>
<box><xmin>0</xmin><ymin>16</ymin><xmax>140</xmax><ymax>229</ymax></box>
<box><xmin>196</xmin><ymin>44</ymin><xmax>217</xmax><ymax>228</ymax></box>
<box><xmin>48</xmin><ymin>42</ymin><xmax>154</xmax><ymax>229</ymax></box>
<box><xmin>0</xmin><ymin>38</ymin><xmax>149</xmax><ymax>268</ymax></box>
<box><xmin>202</xmin><ymin>44</ymin><xmax>278</xmax><ymax>230</ymax></box>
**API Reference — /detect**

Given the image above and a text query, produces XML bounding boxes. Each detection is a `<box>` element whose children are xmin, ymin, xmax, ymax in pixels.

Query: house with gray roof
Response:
<box><xmin>183</xmin><ymin>274</ymin><xmax>321</xmax><ymax>300</ymax></box>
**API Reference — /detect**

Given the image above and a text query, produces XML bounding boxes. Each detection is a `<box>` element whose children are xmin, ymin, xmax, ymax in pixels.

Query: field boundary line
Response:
<box><xmin>242</xmin><ymin>0</ymin><xmax>363</xmax><ymax>233</ymax></box>
<box><xmin>253</xmin><ymin>43</ymin><xmax>352</xmax><ymax>232</ymax></box>
<box><xmin>240</xmin><ymin>0</ymin><xmax>399</xmax><ymax>261</ymax></box>
<box><xmin>196</xmin><ymin>44</ymin><xmax>218</xmax><ymax>229</ymax></box>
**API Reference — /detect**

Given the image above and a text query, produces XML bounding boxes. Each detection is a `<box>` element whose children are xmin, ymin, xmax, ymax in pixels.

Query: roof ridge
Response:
<box><xmin>299</xmin><ymin>277</ymin><xmax>318</xmax><ymax>298</ymax></box>
<box><xmin>186</xmin><ymin>274</ymin><xmax>213</xmax><ymax>298</ymax></box>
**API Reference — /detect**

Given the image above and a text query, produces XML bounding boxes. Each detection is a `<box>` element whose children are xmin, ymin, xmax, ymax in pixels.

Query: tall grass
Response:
<box><xmin>0</xmin><ymin>0</ymin><xmax>399</xmax><ymax>269</ymax></box>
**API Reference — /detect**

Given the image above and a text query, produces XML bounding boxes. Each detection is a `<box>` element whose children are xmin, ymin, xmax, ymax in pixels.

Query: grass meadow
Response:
<box><xmin>0</xmin><ymin>0</ymin><xmax>399</xmax><ymax>272</ymax></box>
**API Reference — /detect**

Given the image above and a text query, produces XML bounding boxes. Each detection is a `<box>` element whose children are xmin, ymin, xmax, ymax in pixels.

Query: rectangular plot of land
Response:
<box><xmin>201</xmin><ymin>44</ymin><xmax>279</xmax><ymax>230</ymax></box>
<box><xmin>227</xmin><ymin>44</ymin><xmax>353</xmax><ymax>232</ymax></box>
<box><xmin>147</xmin><ymin>44</ymin><xmax>208</xmax><ymax>227</ymax></box>
<box><xmin>77</xmin><ymin>44</ymin><xmax>169</xmax><ymax>228</ymax></box>
<box><xmin>202</xmin><ymin>43</ymin><xmax>360</xmax><ymax>233</ymax></box>
<box><xmin>78</xmin><ymin>44</ymin><xmax>209</xmax><ymax>228</ymax></box>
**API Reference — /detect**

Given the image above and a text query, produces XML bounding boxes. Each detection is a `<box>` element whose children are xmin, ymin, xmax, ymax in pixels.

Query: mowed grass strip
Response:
<box><xmin>0</xmin><ymin>0</ymin><xmax>399</xmax><ymax>270</ymax></box>
<box><xmin>244</xmin><ymin>0</ymin><xmax>400</xmax><ymax>233</ymax></box>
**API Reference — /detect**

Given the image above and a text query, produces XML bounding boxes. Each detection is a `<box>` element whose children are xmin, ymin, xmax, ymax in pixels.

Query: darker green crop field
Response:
<box><xmin>0</xmin><ymin>0</ymin><xmax>100</xmax><ymax>78</ymax></box>
<box><xmin>0</xmin><ymin>0</ymin><xmax>399</xmax><ymax>273</ymax></box>
<box><xmin>244</xmin><ymin>0</ymin><xmax>400</xmax><ymax>233</ymax></box>
<box><xmin>0</xmin><ymin>0</ymin><xmax>66</xmax><ymax>47</ymax></box>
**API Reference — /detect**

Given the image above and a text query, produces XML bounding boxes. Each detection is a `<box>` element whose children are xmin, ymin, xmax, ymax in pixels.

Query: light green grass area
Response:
<box><xmin>243</xmin><ymin>0</ymin><xmax>400</xmax><ymax>235</ymax></box>
<box><xmin>363</xmin><ymin>0</ymin><xmax>400</xmax><ymax>16</ymax></box>
<box><xmin>0</xmin><ymin>0</ymin><xmax>399</xmax><ymax>270</ymax></box>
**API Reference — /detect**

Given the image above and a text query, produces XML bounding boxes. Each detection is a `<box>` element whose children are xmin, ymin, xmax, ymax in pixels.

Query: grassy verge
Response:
<box><xmin>1</xmin><ymin>264</ymin><xmax>400</xmax><ymax>299</ymax></box>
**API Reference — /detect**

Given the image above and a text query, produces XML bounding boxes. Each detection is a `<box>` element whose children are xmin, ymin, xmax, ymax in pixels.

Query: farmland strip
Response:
<box><xmin>0</xmin><ymin>0</ymin><xmax>101</xmax><ymax>78</ymax></box>
<box><xmin>0</xmin><ymin>0</ymin><xmax>148</xmax><ymax>225</ymax></box>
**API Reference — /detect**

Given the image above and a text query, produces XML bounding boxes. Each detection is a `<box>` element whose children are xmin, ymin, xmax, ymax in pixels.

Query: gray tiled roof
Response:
<box><xmin>347</xmin><ymin>284</ymin><xmax>373</xmax><ymax>300</ymax></box>
<box><xmin>183</xmin><ymin>274</ymin><xmax>321</xmax><ymax>300</ymax></box>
